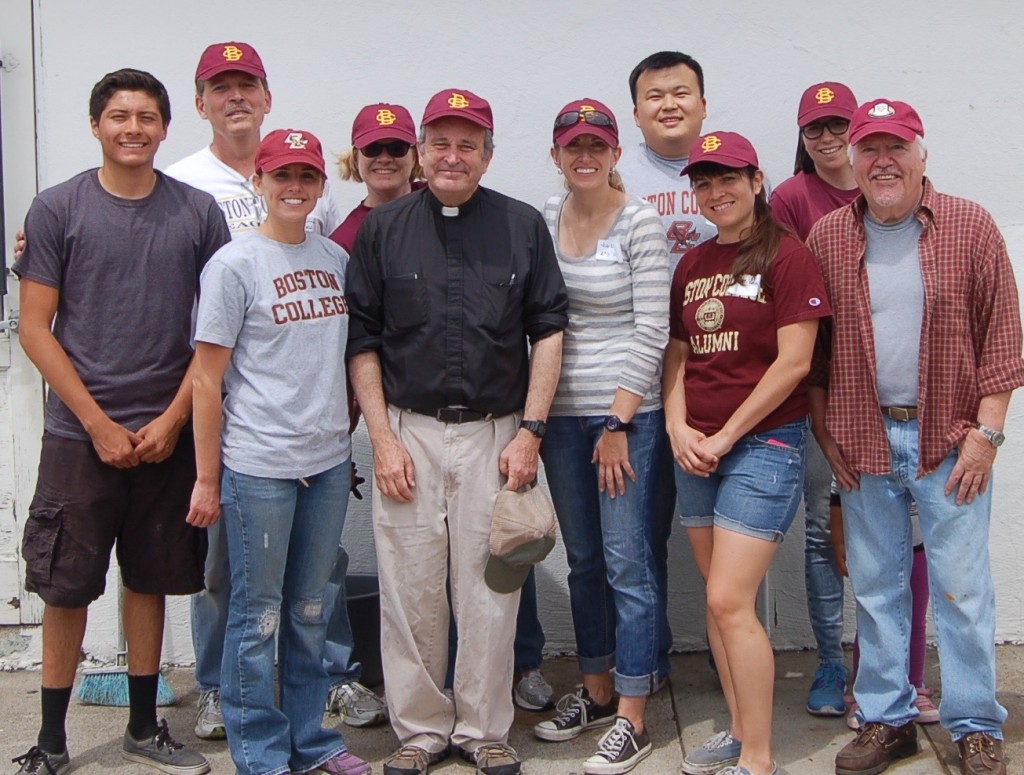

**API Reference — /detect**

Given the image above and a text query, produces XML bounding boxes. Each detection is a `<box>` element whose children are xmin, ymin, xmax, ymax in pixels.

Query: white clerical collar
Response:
<box><xmin>441</xmin><ymin>206</ymin><xmax>459</xmax><ymax>217</ymax></box>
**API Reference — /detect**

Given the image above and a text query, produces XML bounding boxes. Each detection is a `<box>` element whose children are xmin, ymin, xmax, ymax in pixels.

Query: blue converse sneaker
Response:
<box><xmin>807</xmin><ymin>662</ymin><xmax>849</xmax><ymax>716</ymax></box>
<box><xmin>682</xmin><ymin>730</ymin><xmax>741</xmax><ymax>775</ymax></box>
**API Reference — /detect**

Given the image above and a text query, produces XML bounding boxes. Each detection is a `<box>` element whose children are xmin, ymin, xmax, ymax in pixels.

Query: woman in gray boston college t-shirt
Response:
<box><xmin>186</xmin><ymin>129</ymin><xmax>368</xmax><ymax>775</ymax></box>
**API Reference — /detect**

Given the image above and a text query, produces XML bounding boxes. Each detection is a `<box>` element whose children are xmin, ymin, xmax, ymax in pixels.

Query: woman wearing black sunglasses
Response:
<box><xmin>768</xmin><ymin>82</ymin><xmax>860</xmax><ymax>726</ymax></box>
<box><xmin>531</xmin><ymin>99</ymin><xmax>669</xmax><ymax>775</ymax></box>
<box><xmin>770</xmin><ymin>82</ymin><xmax>859</xmax><ymax>241</ymax></box>
<box><xmin>329</xmin><ymin>103</ymin><xmax>423</xmax><ymax>253</ymax></box>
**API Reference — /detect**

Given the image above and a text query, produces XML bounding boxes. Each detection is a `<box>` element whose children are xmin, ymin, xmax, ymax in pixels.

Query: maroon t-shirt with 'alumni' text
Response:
<box><xmin>669</xmin><ymin>233</ymin><xmax>831</xmax><ymax>436</ymax></box>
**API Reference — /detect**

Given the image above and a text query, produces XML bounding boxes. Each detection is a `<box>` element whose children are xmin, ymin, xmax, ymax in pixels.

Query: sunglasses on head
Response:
<box><xmin>360</xmin><ymin>140</ymin><xmax>412</xmax><ymax>158</ymax></box>
<box><xmin>553</xmin><ymin>109</ymin><xmax>616</xmax><ymax>131</ymax></box>
<box><xmin>800</xmin><ymin>118</ymin><xmax>850</xmax><ymax>140</ymax></box>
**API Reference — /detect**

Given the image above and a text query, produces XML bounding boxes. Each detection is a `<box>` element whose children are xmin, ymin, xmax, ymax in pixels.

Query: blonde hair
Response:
<box><xmin>336</xmin><ymin>146</ymin><xmax>424</xmax><ymax>184</ymax></box>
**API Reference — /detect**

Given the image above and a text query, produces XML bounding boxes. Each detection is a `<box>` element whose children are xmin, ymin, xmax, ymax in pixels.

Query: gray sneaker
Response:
<box><xmin>122</xmin><ymin>719</ymin><xmax>210</xmax><ymax>775</ymax></box>
<box><xmin>11</xmin><ymin>747</ymin><xmax>70</xmax><ymax>774</ymax></box>
<box><xmin>682</xmin><ymin>730</ymin><xmax>741</xmax><ymax>775</ymax></box>
<box><xmin>513</xmin><ymin>669</ymin><xmax>555</xmax><ymax>711</ymax></box>
<box><xmin>193</xmin><ymin>688</ymin><xmax>226</xmax><ymax>740</ymax></box>
<box><xmin>325</xmin><ymin>681</ymin><xmax>388</xmax><ymax>727</ymax></box>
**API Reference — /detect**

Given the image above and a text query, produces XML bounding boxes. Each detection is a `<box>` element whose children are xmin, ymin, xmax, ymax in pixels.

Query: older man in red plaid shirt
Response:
<box><xmin>807</xmin><ymin>98</ymin><xmax>1023</xmax><ymax>775</ymax></box>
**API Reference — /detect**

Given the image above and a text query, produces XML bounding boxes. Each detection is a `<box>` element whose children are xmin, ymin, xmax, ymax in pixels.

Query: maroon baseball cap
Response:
<box><xmin>681</xmin><ymin>131</ymin><xmax>759</xmax><ymax>177</ymax></box>
<box><xmin>798</xmin><ymin>82</ymin><xmax>857</xmax><ymax>126</ymax></box>
<box><xmin>553</xmin><ymin>99</ymin><xmax>619</xmax><ymax>148</ymax></box>
<box><xmin>255</xmin><ymin>129</ymin><xmax>326</xmax><ymax>176</ymax></box>
<box><xmin>196</xmin><ymin>41</ymin><xmax>266</xmax><ymax>82</ymax></box>
<box><xmin>421</xmin><ymin>89</ymin><xmax>493</xmax><ymax>130</ymax></box>
<box><xmin>351</xmin><ymin>103</ymin><xmax>416</xmax><ymax>148</ymax></box>
<box><xmin>849</xmin><ymin>99</ymin><xmax>925</xmax><ymax>145</ymax></box>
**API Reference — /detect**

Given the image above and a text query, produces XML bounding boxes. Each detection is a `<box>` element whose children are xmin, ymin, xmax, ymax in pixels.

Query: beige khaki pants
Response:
<box><xmin>374</xmin><ymin>405</ymin><xmax>521</xmax><ymax>753</ymax></box>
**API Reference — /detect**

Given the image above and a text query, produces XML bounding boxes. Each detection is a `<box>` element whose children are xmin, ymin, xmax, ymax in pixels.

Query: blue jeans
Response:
<box><xmin>840</xmin><ymin>418</ymin><xmax>1006</xmax><ymax>739</ymax></box>
<box><xmin>541</xmin><ymin>410</ymin><xmax>663</xmax><ymax>697</ymax></box>
<box><xmin>803</xmin><ymin>434</ymin><xmax>845</xmax><ymax>665</ymax></box>
<box><xmin>322</xmin><ymin>546</ymin><xmax>361</xmax><ymax>684</ymax></box>
<box><xmin>192</xmin><ymin>517</ymin><xmax>231</xmax><ymax>692</ymax></box>
<box><xmin>220</xmin><ymin>462</ymin><xmax>352</xmax><ymax>775</ymax></box>
<box><xmin>650</xmin><ymin>436</ymin><xmax>676</xmax><ymax>680</ymax></box>
<box><xmin>192</xmin><ymin>508</ymin><xmax>361</xmax><ymax>692</ymax></box>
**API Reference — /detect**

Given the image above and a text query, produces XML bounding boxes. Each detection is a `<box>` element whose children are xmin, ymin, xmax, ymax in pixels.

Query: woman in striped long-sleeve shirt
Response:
<box><xmin>531</xmin><ymin>99</ymin><xmax>669</xmax><ymax>775</ymax></box>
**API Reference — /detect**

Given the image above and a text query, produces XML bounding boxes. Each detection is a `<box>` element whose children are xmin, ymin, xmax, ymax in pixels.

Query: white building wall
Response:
<box><xmin>1</xmin><ymin>0</ymin><xmax>1022</xmax><ymax>665</ymax></box>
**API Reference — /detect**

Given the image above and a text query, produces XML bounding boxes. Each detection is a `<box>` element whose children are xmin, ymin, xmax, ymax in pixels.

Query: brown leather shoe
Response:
<box><xmin>957</xmin><ymin>732</ymin><xmax>1006</xmax><ymax>775</ymax></box>
<box><xmin>834</xmin><ymin>721</ymin><xmax>918</xmax><ymax>775</ymax></box>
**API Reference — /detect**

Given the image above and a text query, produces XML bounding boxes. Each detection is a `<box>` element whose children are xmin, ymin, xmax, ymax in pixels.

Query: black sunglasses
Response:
<box><xmin>360</xmin><ymin>141</ymin><xmax>412</xmax><ymax>158</ymax></box>
<box><xmin>800</xmin><ymin>118</ymin><xmax>850</xmax><ymax>140</ymax></box>
<box><xmin>553</xmin><ymin>109</ymin><xmax>616</xmax><ymax>131</ymax></box>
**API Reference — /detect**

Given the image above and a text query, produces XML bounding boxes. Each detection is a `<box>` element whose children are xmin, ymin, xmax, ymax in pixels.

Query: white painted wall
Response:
<box><xmin>2</xmin><ymin>0</ymin><xmax>1023</xmax><ymax>665</ymax></box>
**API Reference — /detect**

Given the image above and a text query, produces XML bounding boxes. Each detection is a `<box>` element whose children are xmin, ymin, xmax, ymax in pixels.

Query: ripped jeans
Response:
<box><xmin>220</xmin><ymin>461</ymin><xmax>351</xmax><ymax>775</ymax></box>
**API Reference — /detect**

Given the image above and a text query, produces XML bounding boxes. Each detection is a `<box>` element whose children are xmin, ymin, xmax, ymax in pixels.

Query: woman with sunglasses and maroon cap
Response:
<box><xmin>768</xmin><ymin>81</ymin><xmax>860</xmax><ymax>722</ymax></box>
<box><xmin>329</xmin><ymin>103</ymin><xmax>423</xmax><ymax>253</ymax></box>
<box><xmin>531</xmin><ymin>99</ymin><xmax>669</xmax><ymax>775</ymax></box>
<box><xmin>188</xmin><ymin>129</ymin><xmax>369</xmax><ymax>775</ymax></box>
<box><xmin>665</xmin><ymin>132</ymin><xmax>830</xmax><ymax>775</ymax></box>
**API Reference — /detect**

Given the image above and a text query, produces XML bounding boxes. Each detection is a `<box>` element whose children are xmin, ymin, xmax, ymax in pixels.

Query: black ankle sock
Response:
<box><xmin>127</xmin><ymin>674</ymin><xmax>160</xmax><ymax>740</ymax></box>
<box><xmin>38</xmin><ymin>685</ymin><xmax>73</xmax><ymax>754</ymax></box>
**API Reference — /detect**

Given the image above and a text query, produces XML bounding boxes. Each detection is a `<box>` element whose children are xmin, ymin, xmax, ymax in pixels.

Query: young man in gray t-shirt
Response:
<box><xmin>11</xmin><ymin>68</ymin><xmax>228</xmax><ymax>775</ymax></box>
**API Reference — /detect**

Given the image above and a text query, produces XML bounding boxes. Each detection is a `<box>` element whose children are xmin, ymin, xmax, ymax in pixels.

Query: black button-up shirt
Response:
<box><xmin>346</xmin><ymin>186</ymin><xmax>568</xmax><ymax>416</ymax></box>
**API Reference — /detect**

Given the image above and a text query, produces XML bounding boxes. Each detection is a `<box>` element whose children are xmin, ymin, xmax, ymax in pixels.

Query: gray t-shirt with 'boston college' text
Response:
<box><xmin>195</xmin><ymin>232</ymin><xmax>351</xmax><ymax>479</ymax></box>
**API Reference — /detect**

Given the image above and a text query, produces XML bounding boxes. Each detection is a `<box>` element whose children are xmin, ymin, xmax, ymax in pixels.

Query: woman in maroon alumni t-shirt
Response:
<box><xmin>663</xmin><ymin>132</ymin><xmax>830</xmax><ymax>775</ymax></box>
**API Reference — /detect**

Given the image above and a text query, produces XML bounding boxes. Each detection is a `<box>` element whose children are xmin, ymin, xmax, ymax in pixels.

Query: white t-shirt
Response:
<box><xmin>195</xmin><ymin>232</ymin><xmax>351</xmax><ymax>479</ymax></box>
<box><xmin>617</xmin><ymin>142</ymin><xmax>717</xmax><ymax>278</ymax></box>
<box><xmin>165</xmin><ymin>146</ymin><xmax>342</xmax><ymax>238</ymax></box>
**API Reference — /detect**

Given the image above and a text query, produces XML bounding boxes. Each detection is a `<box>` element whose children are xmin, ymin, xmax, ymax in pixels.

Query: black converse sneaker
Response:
<box><xmin>533</xmin><ymin>687</ymin><xmax>617</xmax><ymax>742</ymax></box>
<box><xmin>583</xmin><ymin>716</ymin><xmax>652</xmax><ymax>774</ymax></box>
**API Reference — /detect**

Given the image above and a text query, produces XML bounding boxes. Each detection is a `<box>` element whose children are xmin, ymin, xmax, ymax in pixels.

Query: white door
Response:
<box><xmin>0</xmin><ymin>3</ymin><xmax>45</xmax><ymax>626</ymax></box>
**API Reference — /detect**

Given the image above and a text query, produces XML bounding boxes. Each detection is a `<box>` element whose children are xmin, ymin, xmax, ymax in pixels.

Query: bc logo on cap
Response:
<box><xmin>285</xmin><ymin>132</ymin><xmax>309</xmax><ymax>149</ymax></box>
<box><xmin>222</xmin><ymin>45</ymin><xmax>244</xmax><ymax>62</ymax></box>
<box><xmin>868</xmin><ymin>102</ymin><xmax>896</xmax><ymax>119</ymax></box>
<box><xmin>448</xmin><ymin>93</ymin><xmax>470</xmax><ymax>109</ymax></box>
<box><xmin>815</xmin><ymin>87</ymin><xmax>836</xmax><ymax>104</ymax></box>
<box><xmin>579</xmin><ymin>104</ymin><xmax>596</xmax><ymax>112</ymax></box>
<box><xmin>701</xmin><ymin>135</ymin><xmax>723</xmax><ymax>152</ymax></box>
<box><xmin>376</xmin><ymin>109</ymin><xmax>397</xmax><ymax>126</ymax></box>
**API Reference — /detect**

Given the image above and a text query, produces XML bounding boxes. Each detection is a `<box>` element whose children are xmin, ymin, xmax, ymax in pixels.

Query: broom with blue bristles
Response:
<box><xmin>75</xmin><ymin>577</ymin><xmax>175</xmax><ymax>706</ymax></box>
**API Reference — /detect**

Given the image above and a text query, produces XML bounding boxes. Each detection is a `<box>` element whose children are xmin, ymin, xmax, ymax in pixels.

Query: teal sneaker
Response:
<box><xmin>807</xmin><ymin>662</ymin><xmax>849</xmax><ymax>716</ymax></box>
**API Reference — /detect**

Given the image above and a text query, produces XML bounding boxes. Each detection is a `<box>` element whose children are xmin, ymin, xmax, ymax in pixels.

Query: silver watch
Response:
<box><xmin>976</xmin><ymin>423</ymin><xmax>1005</xmax><ymax>448</ymax></box>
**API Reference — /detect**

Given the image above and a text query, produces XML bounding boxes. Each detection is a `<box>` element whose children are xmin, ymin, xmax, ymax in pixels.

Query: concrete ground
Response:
<box><xmin>1</xmin><ymin>647</ymin><xmax>1021</xmax><ymax>774</ymax></box>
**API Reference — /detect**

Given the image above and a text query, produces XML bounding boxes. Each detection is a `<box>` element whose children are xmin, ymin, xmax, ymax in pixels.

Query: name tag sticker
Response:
<box><xmin>595</xmin><ymin>239</ymin><xmax>626</xmax><ymax>263</ymax></box>
<box><xmin>725</xmin><ymin>273</ymin><xmax>762</xmax><ymax>299</ymax></box>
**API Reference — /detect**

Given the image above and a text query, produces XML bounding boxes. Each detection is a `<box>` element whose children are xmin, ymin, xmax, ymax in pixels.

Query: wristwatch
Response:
<box><xmin>519</xmin><ymin>419</ymin><xmax>547</xmax><ymax>439</ymax></box>
<box><xmin>604</xmin><ymin>415</ymin><xmax>635</xmax><ymax>433</ymax></box>
<box><xmin>976</xmin><ymin>423</ymin><xmax>1005</xmax><ymax>448</ymax></box>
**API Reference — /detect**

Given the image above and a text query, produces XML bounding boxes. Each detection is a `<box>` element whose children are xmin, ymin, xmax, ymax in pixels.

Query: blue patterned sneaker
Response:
<box><xmin>806</xmin><ymin>662</ymin><xmax>849</xmax><ymax>716</ymax></box>
<box><xmin>682</xmin><ymin>730</ymin><xmax>741</xmax><ymax>775</ymax></box>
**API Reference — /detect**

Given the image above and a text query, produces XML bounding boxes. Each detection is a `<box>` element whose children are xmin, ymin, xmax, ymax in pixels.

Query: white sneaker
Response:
<box><xmin>325</xmin><ymin>681</ymin><xmax>388</xmax><ymax>727</ymax></box>
<box><xmin>194</xmin><ymin>689</ymin><xmax>225</xmax><ymax>740</ymax></box>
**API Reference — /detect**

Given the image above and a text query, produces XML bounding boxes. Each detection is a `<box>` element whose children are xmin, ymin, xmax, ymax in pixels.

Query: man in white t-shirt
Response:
<box><xmin>617</xmin><ymin>51</ymin><xmax>716</xmax><ymax>279</ymax></box>
<box><xmin>616</xmin><ymin>51</ymin><xmax>717</xmax><ymax>689</ymax></box>
<box><xmin>167</xmin><ymin>41</ymin><xmax>383</xmax><ymax>743</ymax></box>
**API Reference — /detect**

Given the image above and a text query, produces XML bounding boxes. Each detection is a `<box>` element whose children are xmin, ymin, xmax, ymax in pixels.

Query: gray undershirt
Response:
<box><xmin>864</xmin><ymin>211</ymin><xmax>924</xmax><ymax>406</ymax></box>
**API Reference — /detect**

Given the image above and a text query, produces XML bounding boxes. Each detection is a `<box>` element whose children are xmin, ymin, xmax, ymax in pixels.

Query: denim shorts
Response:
<box><xmin>675</xmin><ymin>418</ymin><xmax>807</xmax><ymax>542</ymax></box>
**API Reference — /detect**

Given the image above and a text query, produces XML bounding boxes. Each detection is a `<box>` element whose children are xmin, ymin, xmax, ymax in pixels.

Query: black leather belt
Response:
<box><xmin>882</xmin><ymin>406</ymin><xmax>918</xmax><ymax>421</ymax></box>
<box><xmin>412</xmin><ymin>407</ymin><xmax>495</xmax><ymax>423</ymax></box>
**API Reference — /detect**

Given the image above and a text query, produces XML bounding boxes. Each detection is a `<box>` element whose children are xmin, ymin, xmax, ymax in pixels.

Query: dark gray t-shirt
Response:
<box><xmin>13</xmin><ymin>169</ymin><xmax>230</xmax><ymax>440</ymax></box>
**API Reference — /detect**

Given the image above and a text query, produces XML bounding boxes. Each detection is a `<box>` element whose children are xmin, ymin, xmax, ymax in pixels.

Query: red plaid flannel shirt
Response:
<box><xmin>807</xmin><ymin>178</ymin><xmax>1024</xmax><ymax>476</ymax></box>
